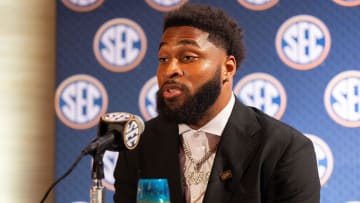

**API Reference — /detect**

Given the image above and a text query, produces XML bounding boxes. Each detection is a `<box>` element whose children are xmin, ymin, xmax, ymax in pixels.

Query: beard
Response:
<box><xmin>156</xmin><ymin>68</ymin><xmax>221</xmax><ymax>125</ymax></box>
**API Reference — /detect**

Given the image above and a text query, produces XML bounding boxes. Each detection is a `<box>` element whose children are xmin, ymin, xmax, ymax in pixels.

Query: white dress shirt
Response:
<box><xmin>178</xmin><ymin>94</ymin><xmax>235</xmax><ymax>203</ymax></box>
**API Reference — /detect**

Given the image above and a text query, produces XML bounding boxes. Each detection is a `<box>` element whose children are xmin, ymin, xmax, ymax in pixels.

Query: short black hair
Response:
<box><xmin>163</xmin><ymin>3</ymin><xmax>246</xmax><ymax>70</ymax></box>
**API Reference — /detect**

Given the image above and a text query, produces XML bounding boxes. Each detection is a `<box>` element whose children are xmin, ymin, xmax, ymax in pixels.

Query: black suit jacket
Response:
<box><xmin>114</xmin><ymin>100</ymin><xmax>320</xmax><ymax>203</ymax></box>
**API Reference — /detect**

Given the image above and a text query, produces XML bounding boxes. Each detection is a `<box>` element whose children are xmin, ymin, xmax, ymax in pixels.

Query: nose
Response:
<box><xmin>161</xmin><ymin>60</ymin><xmax>184</xmax><ymax>79</ymax></box>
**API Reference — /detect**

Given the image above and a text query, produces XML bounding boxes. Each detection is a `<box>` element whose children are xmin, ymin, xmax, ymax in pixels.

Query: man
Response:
<box><xmin>114</xmin><ymin>3</ymin><xmax>320</xmax><ymax>203</ymax></box>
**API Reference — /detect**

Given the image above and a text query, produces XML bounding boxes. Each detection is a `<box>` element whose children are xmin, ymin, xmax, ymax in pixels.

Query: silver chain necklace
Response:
<box><xmin>182</xmin><ymin>140</ymin><xmax>218</xmax><ymax>171</ymax></box>
<box><xmin>182</xmin><ymin>138</ymin><xmax>218</xmax><ymax>185</ymax></box>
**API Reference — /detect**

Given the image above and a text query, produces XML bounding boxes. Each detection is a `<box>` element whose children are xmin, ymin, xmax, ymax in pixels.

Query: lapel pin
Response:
<box><xmin>219</xmin><ymin>170</ymin><xmax>232</xmax><ymax>181</ymax></box>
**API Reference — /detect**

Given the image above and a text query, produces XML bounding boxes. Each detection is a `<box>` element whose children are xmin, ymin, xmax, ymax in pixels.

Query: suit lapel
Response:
<box><xmin>140</xmin><ymin>117</ymin><xmax>185</xmax><ymax>203</ymax></box>
<box><xmin>203</xmin><ymin>100</ymin><xmax>261</xmax><ymax>202</ymax></box>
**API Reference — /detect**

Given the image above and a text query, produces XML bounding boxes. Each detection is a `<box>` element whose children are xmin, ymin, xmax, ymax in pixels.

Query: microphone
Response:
<box><xmin>82</xmin><ymin>112</ymin><xmax>145</xmax><ymax>155</ymax></box>
<box><xmin>40</xmin><ymin>113</ymin><xmax>145</xmax><ymax>203</ymax></box>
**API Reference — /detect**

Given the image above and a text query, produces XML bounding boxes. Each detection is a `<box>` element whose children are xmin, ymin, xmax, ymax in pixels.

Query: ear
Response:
<box><xmin>224</xmin><ymin>55</ymin><xmax>236</xmax><ymax>78</ymax></box>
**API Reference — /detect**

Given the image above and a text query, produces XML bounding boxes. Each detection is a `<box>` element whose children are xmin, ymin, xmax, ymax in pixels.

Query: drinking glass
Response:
<box><xmin>136</xmin><ymin>178</ymin><xmax>170</xmax><ymax>203</ymax></box>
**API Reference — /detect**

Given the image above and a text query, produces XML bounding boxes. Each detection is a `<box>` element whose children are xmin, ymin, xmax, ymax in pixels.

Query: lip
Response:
<box><xmin>161</xmin><ymin>83</ymin><xmax>184</xmax><ymax>99</ymax></box>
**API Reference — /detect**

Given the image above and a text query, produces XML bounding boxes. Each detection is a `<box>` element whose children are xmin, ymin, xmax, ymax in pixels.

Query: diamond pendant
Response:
<box><xmin>185</xmin><ymin>170</ymin><xmax>210</xmax><ymax>185</ymax></box>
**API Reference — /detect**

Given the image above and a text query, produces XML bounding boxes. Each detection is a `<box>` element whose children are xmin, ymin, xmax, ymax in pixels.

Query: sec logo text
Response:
<box><xmin>55</xmin><ymin>74</ymin><xmax>108</xmax><ymax>129</ymax></box>
<box><xmin>324</xmin><ymin>70</ymin><xmax>360</xmax><ymax>128</ymax></box>
<box><xmin>234</xmin><ymin>72</ymin><xmax>287</xmax><ymax>119</ymax></box>
<box><xmin>94</xmin><ymin>18</ymin><xmax>147</xmax><ymax>72</ymax></box>
<box><xmin>276</xmin><ymin>15</ymin><xmax>331</xmax><ymax>70</ymax></box>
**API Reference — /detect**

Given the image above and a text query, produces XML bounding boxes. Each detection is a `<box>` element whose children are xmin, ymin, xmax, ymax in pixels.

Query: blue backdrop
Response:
<box><xmin>55</xmin><ymin>0</ymin><xmax>360</xmax><ymax>202</ymax></box>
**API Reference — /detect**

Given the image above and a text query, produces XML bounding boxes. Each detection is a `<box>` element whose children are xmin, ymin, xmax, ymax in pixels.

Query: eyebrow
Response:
<box><xmin>158</xmin><ymin>39</ymin><xmax>200</xmax><ymax>50</ymax></box>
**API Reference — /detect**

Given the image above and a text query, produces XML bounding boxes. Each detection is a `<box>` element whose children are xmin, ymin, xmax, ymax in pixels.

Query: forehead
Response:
<box><xmin>160</xmin><ymin>26</ymin><xmax>210</xmax><ymax>48</ymax></box>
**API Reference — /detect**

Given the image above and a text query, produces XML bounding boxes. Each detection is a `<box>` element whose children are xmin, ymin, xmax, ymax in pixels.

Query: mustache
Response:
<box><xmin>159</xmin><ymin>80</ymin><xmax>186</xmax><ymax>92</ymax></box>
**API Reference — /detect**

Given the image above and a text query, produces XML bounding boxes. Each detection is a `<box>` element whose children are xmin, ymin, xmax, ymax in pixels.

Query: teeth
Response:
<box><xmin>168</xmin><ymin>89</ymin><xmax>173</xmax><ymax>93</ymax></box>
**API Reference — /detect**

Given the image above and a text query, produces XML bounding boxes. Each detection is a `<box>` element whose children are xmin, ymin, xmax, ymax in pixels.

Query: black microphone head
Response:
<box><xmin>97</xmin><ymin>112</ymin><xmax>144</xmax><ymax>151</ymax></box>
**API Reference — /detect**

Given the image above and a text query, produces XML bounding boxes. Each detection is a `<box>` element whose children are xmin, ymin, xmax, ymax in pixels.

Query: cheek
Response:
<box><xmin>186</xmin><ymin>63</ymin><xmax>219</xmax><ymax>91</ymax></box>
<box><xmin>156</xmin><ymin>67</ymin><xmax>166</xmax><ymax>86</ymax></box>
<box><xmin>190</xmin><ymin>60</ymin><xmax>214</xmax><ymax>75</ymax></box>
<box><xmin>188</xmin><ymin>61</ymin><xmax>218</xmax><ymax>81</ymax></box>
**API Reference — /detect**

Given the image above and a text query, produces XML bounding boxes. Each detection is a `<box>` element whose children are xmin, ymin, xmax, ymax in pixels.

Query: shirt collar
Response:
<box><xmin>179</xmin><ymin>94</ymin><xmax>235</xmax><ymax>136</ymax></box>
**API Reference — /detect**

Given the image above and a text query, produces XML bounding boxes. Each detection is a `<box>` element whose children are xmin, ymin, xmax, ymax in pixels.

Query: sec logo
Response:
<box><xmin>146</xmin><ymin>0</ymin><xmax>188</xmax><ymax>12</ymax></box>
<box><xmin>324</xmin><ymin>70</ymin><xmax>360</xmax><ymax>128</ymax></box>
<box><xmin>234</xmin><ymin>72</ymin><xmax>287</xmax><ymax>119</ymax></box>
<box><xmin>61</xmin><ymin>0</ymin><xmax>104</xmax><ymax>12</ymax></box>
<box><xmin>333</xmin><ymin>0</ymin><xmax>360</xmax><ymax>7</ymax></box>
<box><xmin>123</xmin><ymin>116</ymin><xmax>144</xmax><ymax>150</ymax></box>
<box><xmin>237</xmin><ymin>0</ymin><xmax>279</xmax><ymax>11</ymax></box>
<box><xmin>93</xmin><ymin>18</ymin><xmax>147</xmax><ymax>72</ymax></box>
<box><xmin>55</xmin><ymin>74</ymin><xmax>108</xmax><ymax>130</ymax></box>
<box><xmin>102</xmin><ymin>151</ymin><xmax>119</xmax><ymax>191</ymax></box>
<box><xmin>305</xmin><ymin>134</ymin><xmax>334</xmax><ymax>186</ymax></box>
<box><xmin>276</xmin><ymin>15</ymin><xmax>331</xmax><ymax>70</ymax></box>
<box><xmin>139</xmin><ymin>76</ymin><xmax>159</xmax><ymax>121</ymax></box>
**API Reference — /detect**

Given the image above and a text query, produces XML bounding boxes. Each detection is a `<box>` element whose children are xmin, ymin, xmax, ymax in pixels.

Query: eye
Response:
<box><xmin>158</xmin><ymin>57</ymin><xmax>168</xmax><ymax>63</ymax></box>
<box><xmin>181</xmin><ymin>55</ymin><xmax>198</xmax><ymax>63</ymax></box>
